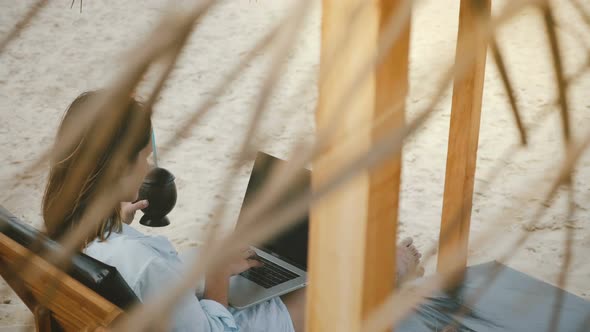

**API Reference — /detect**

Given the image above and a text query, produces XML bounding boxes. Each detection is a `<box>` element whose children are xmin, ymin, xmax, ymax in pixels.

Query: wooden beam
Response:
<box><xmin>1</xmin><ymin>267</ymin><xmax>37</xmax><ymax>312</ymax></box>
<box><xmin>0</xmin><ymin>233</ymin><xmax>122</xmax><ymax>331</ymax></box>
<box><xmin>363</xmin><ymin>0</ymin><xmax>411</xmax><ymax>320</ymax></box>
<box><xmin>33</xmin><ymin>306</ymin><xmax>51</xmax><ymax>332</ymax></box>
<box><xmin>437</xmin><ymin>0</ymin><xmax>490</xmax><ymax>272</ymax></box>
<box><xmin>306</xmin><ymin>1</ymin><xmax>410</xmax><ymax>331</ymax></box>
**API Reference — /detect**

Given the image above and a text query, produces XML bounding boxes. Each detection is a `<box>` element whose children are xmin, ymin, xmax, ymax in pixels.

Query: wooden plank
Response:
<box><xmin>33</xmin><ymin>306</ymin><xmax>52</xmax><ymax>332</ymax></box>
<box><xmin>0</xmin><ymin>233</ymin><xmax>122</xmax><ymax>331</ymax></box>
<box><xmin>1</xmin><ymin>266</ymin><xmax>37</xmax><ymax>312</ymax></box>
<box><xmin>363</xmin><ymin>0</ymin><xmax>411</xmax><ymax>320</ymax></box>
<box><xmin>437</xmin><ymin>0</ymin><xmax>490</xmax><ymax>272</ymax></box>
<box><xmin>306</xmin><ymin>1</ymin><xmax>410</xmax><ymax>331</ymax></box>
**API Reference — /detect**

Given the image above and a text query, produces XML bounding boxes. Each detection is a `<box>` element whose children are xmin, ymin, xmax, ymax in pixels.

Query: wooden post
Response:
<box><xmin>34</xmin><ymin>306</ymin><xmax>52</xmax><ymax>332</ymax></box>
<box><xmin>437</xmin><ymin>0</ymin><xmax>490</xmax><ymax>272</ymax></box>
<box><xmin>306</xmin><ymin>1</ymin><xmax>410</xmax><ymax>331</ymax></box>
<box><xmin>364</xmin><ymin>0</ymin><xmax>411</xmax><ymax>319</ymax></box>
<box><xmin>0</xmin><ymin>233</ymin><xmax>122</xmax><ymax>331</ymax></box>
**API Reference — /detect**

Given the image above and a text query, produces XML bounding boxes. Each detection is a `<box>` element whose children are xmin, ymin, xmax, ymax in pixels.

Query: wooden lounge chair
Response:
<box><xmin>0</xmin><ymin>205</ymin><xmax>139</xmax><ymax>331</ymax></box>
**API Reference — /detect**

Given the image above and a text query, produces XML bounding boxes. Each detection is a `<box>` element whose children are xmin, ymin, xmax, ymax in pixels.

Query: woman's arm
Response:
<box><xmin>136</xmin><ymin>256</ymin><xmax>239</xmax><ymax>331</ymax></box>
<box><xmin>203</xmin><ymin>271</ymin><xmax>231</xmax><ymax>307</ymax></box>
<box><xmin>203</xmin><ymin>248</ymin><xmax>263</xmax><ymax>307</ymax></box>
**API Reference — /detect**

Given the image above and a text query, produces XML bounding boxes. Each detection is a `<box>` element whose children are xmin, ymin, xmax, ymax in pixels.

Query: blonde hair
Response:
<box><xmin>42</xmin><ymin>91</ymin><xmax>152</xmax><ymax>246</ymax></box>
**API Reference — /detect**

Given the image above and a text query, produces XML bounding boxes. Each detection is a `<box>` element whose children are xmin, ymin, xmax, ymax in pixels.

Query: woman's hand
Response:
<box><xmin>120</xmin><ymin>200</ymin><xmax>149</xmax><ymax>224</ymax></box>
<box><xmin>204</xmin><ymin>248</ymin><xmax>262</xmax><ymax>307</ymax></box>
<box><xmin>225</xmin><ymin>247</ymin><xmax>264</xmax><ymax>276</ymax></box>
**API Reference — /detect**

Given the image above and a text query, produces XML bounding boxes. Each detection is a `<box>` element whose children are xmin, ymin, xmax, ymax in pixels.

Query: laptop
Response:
<box><xmin>228</xmin><ymin>152</ymin><xmax>309</xmax><ymax>309</ymax></box>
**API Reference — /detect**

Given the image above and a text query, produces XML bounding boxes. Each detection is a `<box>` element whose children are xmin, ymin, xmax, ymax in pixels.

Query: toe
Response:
<box><xmin>401</xmin><ymin>237</ymin><xmax>413</xmax><ymax>247</ymax></box>
<box><xmin>416</xmin><ymin>266</ymin><xmax>425</xmax><ymax>277</ymax></box>
<box><xmin>409</xmin><ymin>248</ymin><xmax>420</xmax><ymax>263</ymax></box>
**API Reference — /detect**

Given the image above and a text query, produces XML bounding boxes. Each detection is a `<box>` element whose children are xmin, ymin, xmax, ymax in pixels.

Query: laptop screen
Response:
<box><xmin>236</xmin><ymin>152</ymin><xmax>310</xmax><ymax>271</ymax></box>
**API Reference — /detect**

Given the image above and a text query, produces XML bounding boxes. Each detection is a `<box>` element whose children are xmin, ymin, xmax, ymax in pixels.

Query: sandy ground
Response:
<box><xmin>0</xmin><ymin>0</ymin><xmax>589</xmax><ymax>329</ymax></box>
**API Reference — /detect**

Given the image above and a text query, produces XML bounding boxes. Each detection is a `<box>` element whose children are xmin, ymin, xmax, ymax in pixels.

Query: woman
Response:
<box><xmin>43</xmin><ymin>91</ymin><xmax>422</xmax><ymax>332</ymax></box>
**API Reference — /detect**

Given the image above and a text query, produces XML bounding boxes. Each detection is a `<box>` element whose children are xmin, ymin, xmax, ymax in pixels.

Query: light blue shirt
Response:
<box><xmin>84</xmin><ymin>224</ymin><xmax>294</xmax><ymax>332</ymax></box>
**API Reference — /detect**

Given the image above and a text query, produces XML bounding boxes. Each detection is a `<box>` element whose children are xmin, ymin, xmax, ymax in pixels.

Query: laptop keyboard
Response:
<box><xmin>240</xmin><ymin>256</ymin><xmax>300</xmax><ymax>289</ymax></box>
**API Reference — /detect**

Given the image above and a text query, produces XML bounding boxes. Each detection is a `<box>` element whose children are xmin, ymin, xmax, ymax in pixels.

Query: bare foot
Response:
<box><xmin>396</xmin><ymin>237</ymin><xmax>424</xmax><ymax>284</ymax></box>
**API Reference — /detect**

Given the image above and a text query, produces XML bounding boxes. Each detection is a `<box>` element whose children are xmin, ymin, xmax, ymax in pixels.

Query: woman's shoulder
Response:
<box><xmin>85</xmin><ymin>233</ymin><xmax>155</xmax><ymax>269</ymax></box>
<box><xmin>84</xmin><ymin>225</ymin><xmax>180</xmax><ymax>288</ymax></box>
